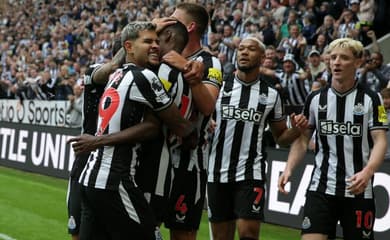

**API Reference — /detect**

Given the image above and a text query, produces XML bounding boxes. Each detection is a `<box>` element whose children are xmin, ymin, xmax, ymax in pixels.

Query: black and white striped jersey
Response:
<box><xmin>136</xmin><ymin>62</ymin><xmax>193</xmax><ymax>198</ymax></box>
<box><xmin>171</xmin><ymin>49</ymin><xmax>223</xmax><ymax>172</ymax></box>
<box><xmin>208</xmin><ymin>75</ymin><xmax>285</xmax><ymax>183</ymax></box>
<box><xmin>275</xmin><ymin>70</ymin><xmax>310</xmax><ymax>105</ymax></box>
<box><xmin>70</xmin><ymin>64</ymin><xmax>105</xmax><ymax>179</ymax></box>
<box><xmin>80</xmin><ymin>63</ymin><xmax>173</xmax><ymax>190</ymax></box>
<box><xmin>304</xmin><ymin>83</ymin><xmax>388</xmax><ymax>199</ymax></box>
<box><xmin>82</xmin><ymin>64</ymin><xmax>105</xmax><ymax>135</ymax></box>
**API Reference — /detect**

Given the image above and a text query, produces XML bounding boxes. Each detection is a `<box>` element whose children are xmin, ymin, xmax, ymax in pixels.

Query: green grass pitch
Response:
<box><xmin>0</xmin><ymin>166</ymin><xmax>301</xmax><ymax>240</ymax></box>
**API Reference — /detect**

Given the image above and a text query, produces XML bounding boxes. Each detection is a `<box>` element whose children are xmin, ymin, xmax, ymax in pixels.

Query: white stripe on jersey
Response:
<box><xmin>307</xmin><ymin>85</ymin><xmax>387</xmax><ymax>198</ymax></box>
<box><xmin>81</xmin><ymin>64</ymin><xmax>172</xmax><ymax>190</ymax></box>
<box><xmin>208</xmin><ymin>75</ymin><xmax>284</xmax><ymax>183</ymax></box>
<box><xmin>119</xmin><ymin>181</ymin><xmax>140</xmax><ymax>224</ymax></box>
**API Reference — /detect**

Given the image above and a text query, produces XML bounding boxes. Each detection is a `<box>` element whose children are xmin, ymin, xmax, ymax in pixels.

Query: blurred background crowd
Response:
<box><xmin>0</xmin><ymin>0</ymin><xmax>390</xmax><ymax>123</ymax></box>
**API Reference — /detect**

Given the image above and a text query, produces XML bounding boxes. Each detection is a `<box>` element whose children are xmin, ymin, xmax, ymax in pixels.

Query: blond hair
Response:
<box><xmin>327</xmin><ymin>38</ymin><xmax>364</xmax><ymax>58</ymax></box>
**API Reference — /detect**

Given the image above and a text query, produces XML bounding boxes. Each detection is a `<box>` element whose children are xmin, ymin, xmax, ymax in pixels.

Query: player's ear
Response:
<box><xmin>123</xmin><ymin>40</ymin><xmax>133</xmax><ymax>52</ymax></box>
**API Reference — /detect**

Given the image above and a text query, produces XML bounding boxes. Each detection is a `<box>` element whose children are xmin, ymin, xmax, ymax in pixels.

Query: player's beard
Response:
<box><xmin>237</xmin><ymin>63</ymin><xmax>258</xmax><ymax>73</ymax></box>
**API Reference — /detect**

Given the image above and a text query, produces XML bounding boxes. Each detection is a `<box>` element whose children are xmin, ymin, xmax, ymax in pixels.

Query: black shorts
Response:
<box><xmin>164</xmin><ymin>168</ymin><xmax>207</xmax><ymax>231</ymax></box>
<box><xmin>207</xmin><ymin>180</ymin><xmax>265</xmax><ymax>222</ymax></box>
<box><xmin>302</xmin><ymin>191</ymin><xmax>375</xmax><ymax>240</ymax></box>
<box><xmin>79</xmin><ymin>182</ymin><xmax>161</xmax><ymax>240</ymax></box>
<box><xmin>143</xmin><ymin>192</ymin><xmax>169</xmax><ymax>224</ymax></box>
<box><xmin>136</xmin><ymin>136</ymin><xmax>172</xmax><ymax>223</ymax></box>
<box><xmin>67</xmin><ymin>153</ymin><xmax>90</xmax><ymax>235</ymax></box>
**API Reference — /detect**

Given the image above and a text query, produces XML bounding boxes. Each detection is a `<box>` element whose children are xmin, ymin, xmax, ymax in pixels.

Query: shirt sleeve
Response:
<box><xmin>130</xmin><ymin>68</ymin><xmax>173</xmax><ymax>111</ymax></box>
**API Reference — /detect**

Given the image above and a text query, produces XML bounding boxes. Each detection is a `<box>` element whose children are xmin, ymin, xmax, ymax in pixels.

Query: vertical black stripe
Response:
<box><xmin>228</xmin><ymin>84</ymin><xmax>251</xmax><ymax>181</ymax></box>
<box><xmin>213</xmin><ymin>76</ymin><xmax>234</xmax><ymax>182</ymax></box>
<box><xmin>317</xmin><ymin>89</ymin><xmax>330</xmax><ymax>193</ymax></box>
<box><xmin>353</xmin><ymin>88</ymin><xmax>365</xmax><ymax>199</ymax></box>
<box><xmin>88</xmin><ymin>148</ymin><xmax>103</xmax><ymax>187</ymax></box>
<box><xmin>245</xmin><ymin>80</ymin><xmax>268</xmax><ymax>180</ymax></box>
<box><xmin>335</xmin><ymin>96</ymin><xmax>346</xmax><ymax>195</ymax></box>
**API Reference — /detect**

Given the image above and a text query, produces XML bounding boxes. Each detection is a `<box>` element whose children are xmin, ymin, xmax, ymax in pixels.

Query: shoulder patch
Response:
<box><xmin>378</xmin><ymin>105</ymin><xmax>387</xmax><ymax>123</ymax></box>
<box><xmin>208</xmin><ymin>67</ymin><xmax>223</xmax><ymax>85</ymax></box>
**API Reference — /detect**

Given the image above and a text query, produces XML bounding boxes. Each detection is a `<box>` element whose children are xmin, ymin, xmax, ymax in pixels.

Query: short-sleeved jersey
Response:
<box><xmin>304</xmin><ymin>83</ymin><xmax>388</xmax><ymax>199</ymax></box>
<box><xmin>136</xmin><ymin>62</ymin><xmax>192</xmax><ymax>197</ymax></box>
<box><xmin>82</xmin><ymin>64</ymin><xmax>105</xmax><ymax>135</ymax></box>
<box><xmin>208</xmin><ymin>75</ymin><xmax>285</xmax><ymax>183</ymax></box>
<box><xmin>171</xmin><ymin>49</ymin><xmax>223</xmax><ymax>172</ymax></box>
<box><xmin>70</xmin><ymin>64</ymin><xmax>105</xmax><ymax>178</ymax></box>
<box><xmin>80</xmin><ymin>63</ymin><xmax>172</xmax><ymax>190</ymax></box>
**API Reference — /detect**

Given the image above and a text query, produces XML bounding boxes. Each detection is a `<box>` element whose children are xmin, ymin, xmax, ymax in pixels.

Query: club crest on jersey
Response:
<box><xmin>259</xmin><ymin>93</ymin><xmax>268</xmax><ymax>104</ymax></box>
<box><xmin>302</xmin><ymin>217</ymin><xmax>311</xmax><ymax>229</ymax></box>
<box><xmin>353</xmin><ymin>103</ymin><xmax>365</xmax><ymax>115</ymax></box>
<box><xmin>151</xmin><ymin>77</ymin><xmax>163</xmax><ymax>92</ymax></box>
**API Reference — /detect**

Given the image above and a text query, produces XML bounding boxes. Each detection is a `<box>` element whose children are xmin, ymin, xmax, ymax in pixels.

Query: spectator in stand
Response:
<box><xmin>230</xmin><ymin>9</ymin><xmax>245</xmax><ymax>38</ymax></box>
<box><xmin>318</xmin><ymin>50</ymin><xmax>332</xmax><ymax>87</ymax></box>
<box><xmin>359</xmin><ymin>52</ymin><xmax>390</xmax><ymax>92</ymax></box>
<box><xmin>260</xmin><ymin>53</ymin><xmax>310</xmax><ymax>113</ymax></box>
<box><xmin>304</xmin><ymin>33</ymin><xmax>328</xmax><ymax>58</ymax></box>
<box><xmin>278</xmin><ymin>23</ymin><xmax>307</xmax><ymax>67</ymax></box>
<box><xmin>315</xmin><ymin>15</ymin><xmax>336</xmax><ymax>45</ymax></box>
<box><xmin>301</xmin><ymin>13</ymin><xmax>317</xmax><ymax>46</ymax></box>
<box><xmin>279</xmin><ymin>10</ymin><xmax>302</xmax><ymax>39</ymax></box>
<box><xmin>258</xmin><ymin>15</ymin><xmax>276</xmax><ymax>46</ymax></box>
<box><xmin>66</xmin><ymin>84</ymin><xmax>83</xmax><ymax>128</ymax></box>
<box><xmin>269</xmin><ymin>0</ymin><xmax>287</xmax><ymax>26</ymax></box>
<box><xmin>380</xmin><ymin>88</ymin><xmax>390</xmax><ymax>161</ymax></box>
<box><xmin>206</xmin><ymin>32</ymin><xmax>222</xmax><ymax>57</ymax></box>
<box><xmin>357</xmin><ymin>0</ymin><xmax>377</xmax><ymax>26</ymax></box>
<box><xmin>218</xmin><ymin>52</ymin><xmax>235</xmax><ymax>82</ymax></box>
<box><xmin>334</xmin><ymin>9</ymin><xmax>358</xmax><ymax>39</ymax></box>
<box><xmin>220</xmin><ymin>24</ymin><xmax>238</xmax><ymax>64</ymax></box>
<box><xmin>306</xmin><ymin>49</ymin><xmax>327</xmax><ymax>84</ymax></box>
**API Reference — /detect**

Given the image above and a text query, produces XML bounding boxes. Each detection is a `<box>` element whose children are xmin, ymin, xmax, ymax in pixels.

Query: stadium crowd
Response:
<box><xmin>0</xmin><ymin>0</ymin><xmax>389</xmax><ymax>106</ymax></box>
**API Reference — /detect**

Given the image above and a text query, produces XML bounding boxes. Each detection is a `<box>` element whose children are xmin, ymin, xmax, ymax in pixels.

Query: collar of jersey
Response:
<box><xmin>186</xmin><ymin>48</ymin><xmax>204</xmax><ymax>59</ymax></box>
<box><xmin>331</xmin><ymin>81</ymin><xmax>358</xmax><ymax>97</ymax></box>
<box><xmin>235</xmin><ymin>73</ymin><xmax>261</xmax><ymax>86</ymax></box>
<box><xmin>123</xmin><ymin>63</ymin><xmax>137</xmax><ymax>67</ymax></box>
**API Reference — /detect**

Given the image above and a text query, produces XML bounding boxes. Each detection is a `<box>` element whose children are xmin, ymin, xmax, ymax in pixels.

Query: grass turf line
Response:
<box><xmin>0</xmin><ymin>166</ymin><xmax>301</xmax><ymax>240</ymax></box>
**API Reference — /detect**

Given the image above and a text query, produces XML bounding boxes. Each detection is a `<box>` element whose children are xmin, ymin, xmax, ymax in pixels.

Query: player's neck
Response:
<box><xmin>237</xmin><ymin>69</ymin><xmax>259</xmax><ymax>83</ymax></box>
<box><xmin>182</xmin><ymin>37</ymin><xmax>202</xmax><ymax>58</ymax></box>
<box><xmin>331</xmin><ymin>78</ymin><xmax>356</xmax><ymax>93</ymax></box>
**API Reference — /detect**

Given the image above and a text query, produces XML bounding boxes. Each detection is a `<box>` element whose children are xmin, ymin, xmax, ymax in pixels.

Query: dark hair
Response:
<box><xmin>121</xmin><ymin>21</ymin><xmax>156</xmax><ymax>45</ymax></box>
<box><xmin>176</xmin><ymin>3</ymin><xmax>209</xmax><ymax>37</ymax></box>
<box><xmin>161</xmin><ymin>21</ymin><xmax>189</xmax><ymax>53</ymax></box>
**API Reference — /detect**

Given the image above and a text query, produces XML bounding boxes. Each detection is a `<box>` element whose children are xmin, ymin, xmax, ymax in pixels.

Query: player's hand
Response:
<box><xmin>290</xmin><ymin>113</ymin><xmax>309</xmax><ymax>131</ymax></box>
<box><xmin>183</xmin><ymin>60</ymin><xmax>204</xmax><ymax>86</ymax></box>
<box><xmin>162</xmin><ymin>50</ymin><xmax>188</xmax><ymax>71</ymax></box>
<box><xmin>152</xmin><ymin>17</ymin><xmax>177</xmax><ymax>33</ymax></box>
<box><xmin>366</xmin><ymin>30</ymin><xmax>376</xmax><ymax>39</ymax></box>
<box><xmin>67</xmin><ymin>134</ymin><xmax>99</xmax><ymax>155</ymax></box>
<box><xmin>278</xmin><ymin>170</ymin><xmax>291</xmax><ymax>194</ymax></box>
<box><xmin>346</xmin><ymin>168</ymin><xmax>373</xmax><ymax>195</ymax></box>
<box><xmin>207</xmin><ymin>119</ymin><xmax>217</xmax><ymax>134</ymax></box>
<box><xmin>180</xmin><ymin>129</ymin><xmax>198</xmax><ymax>150</ymax></box>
